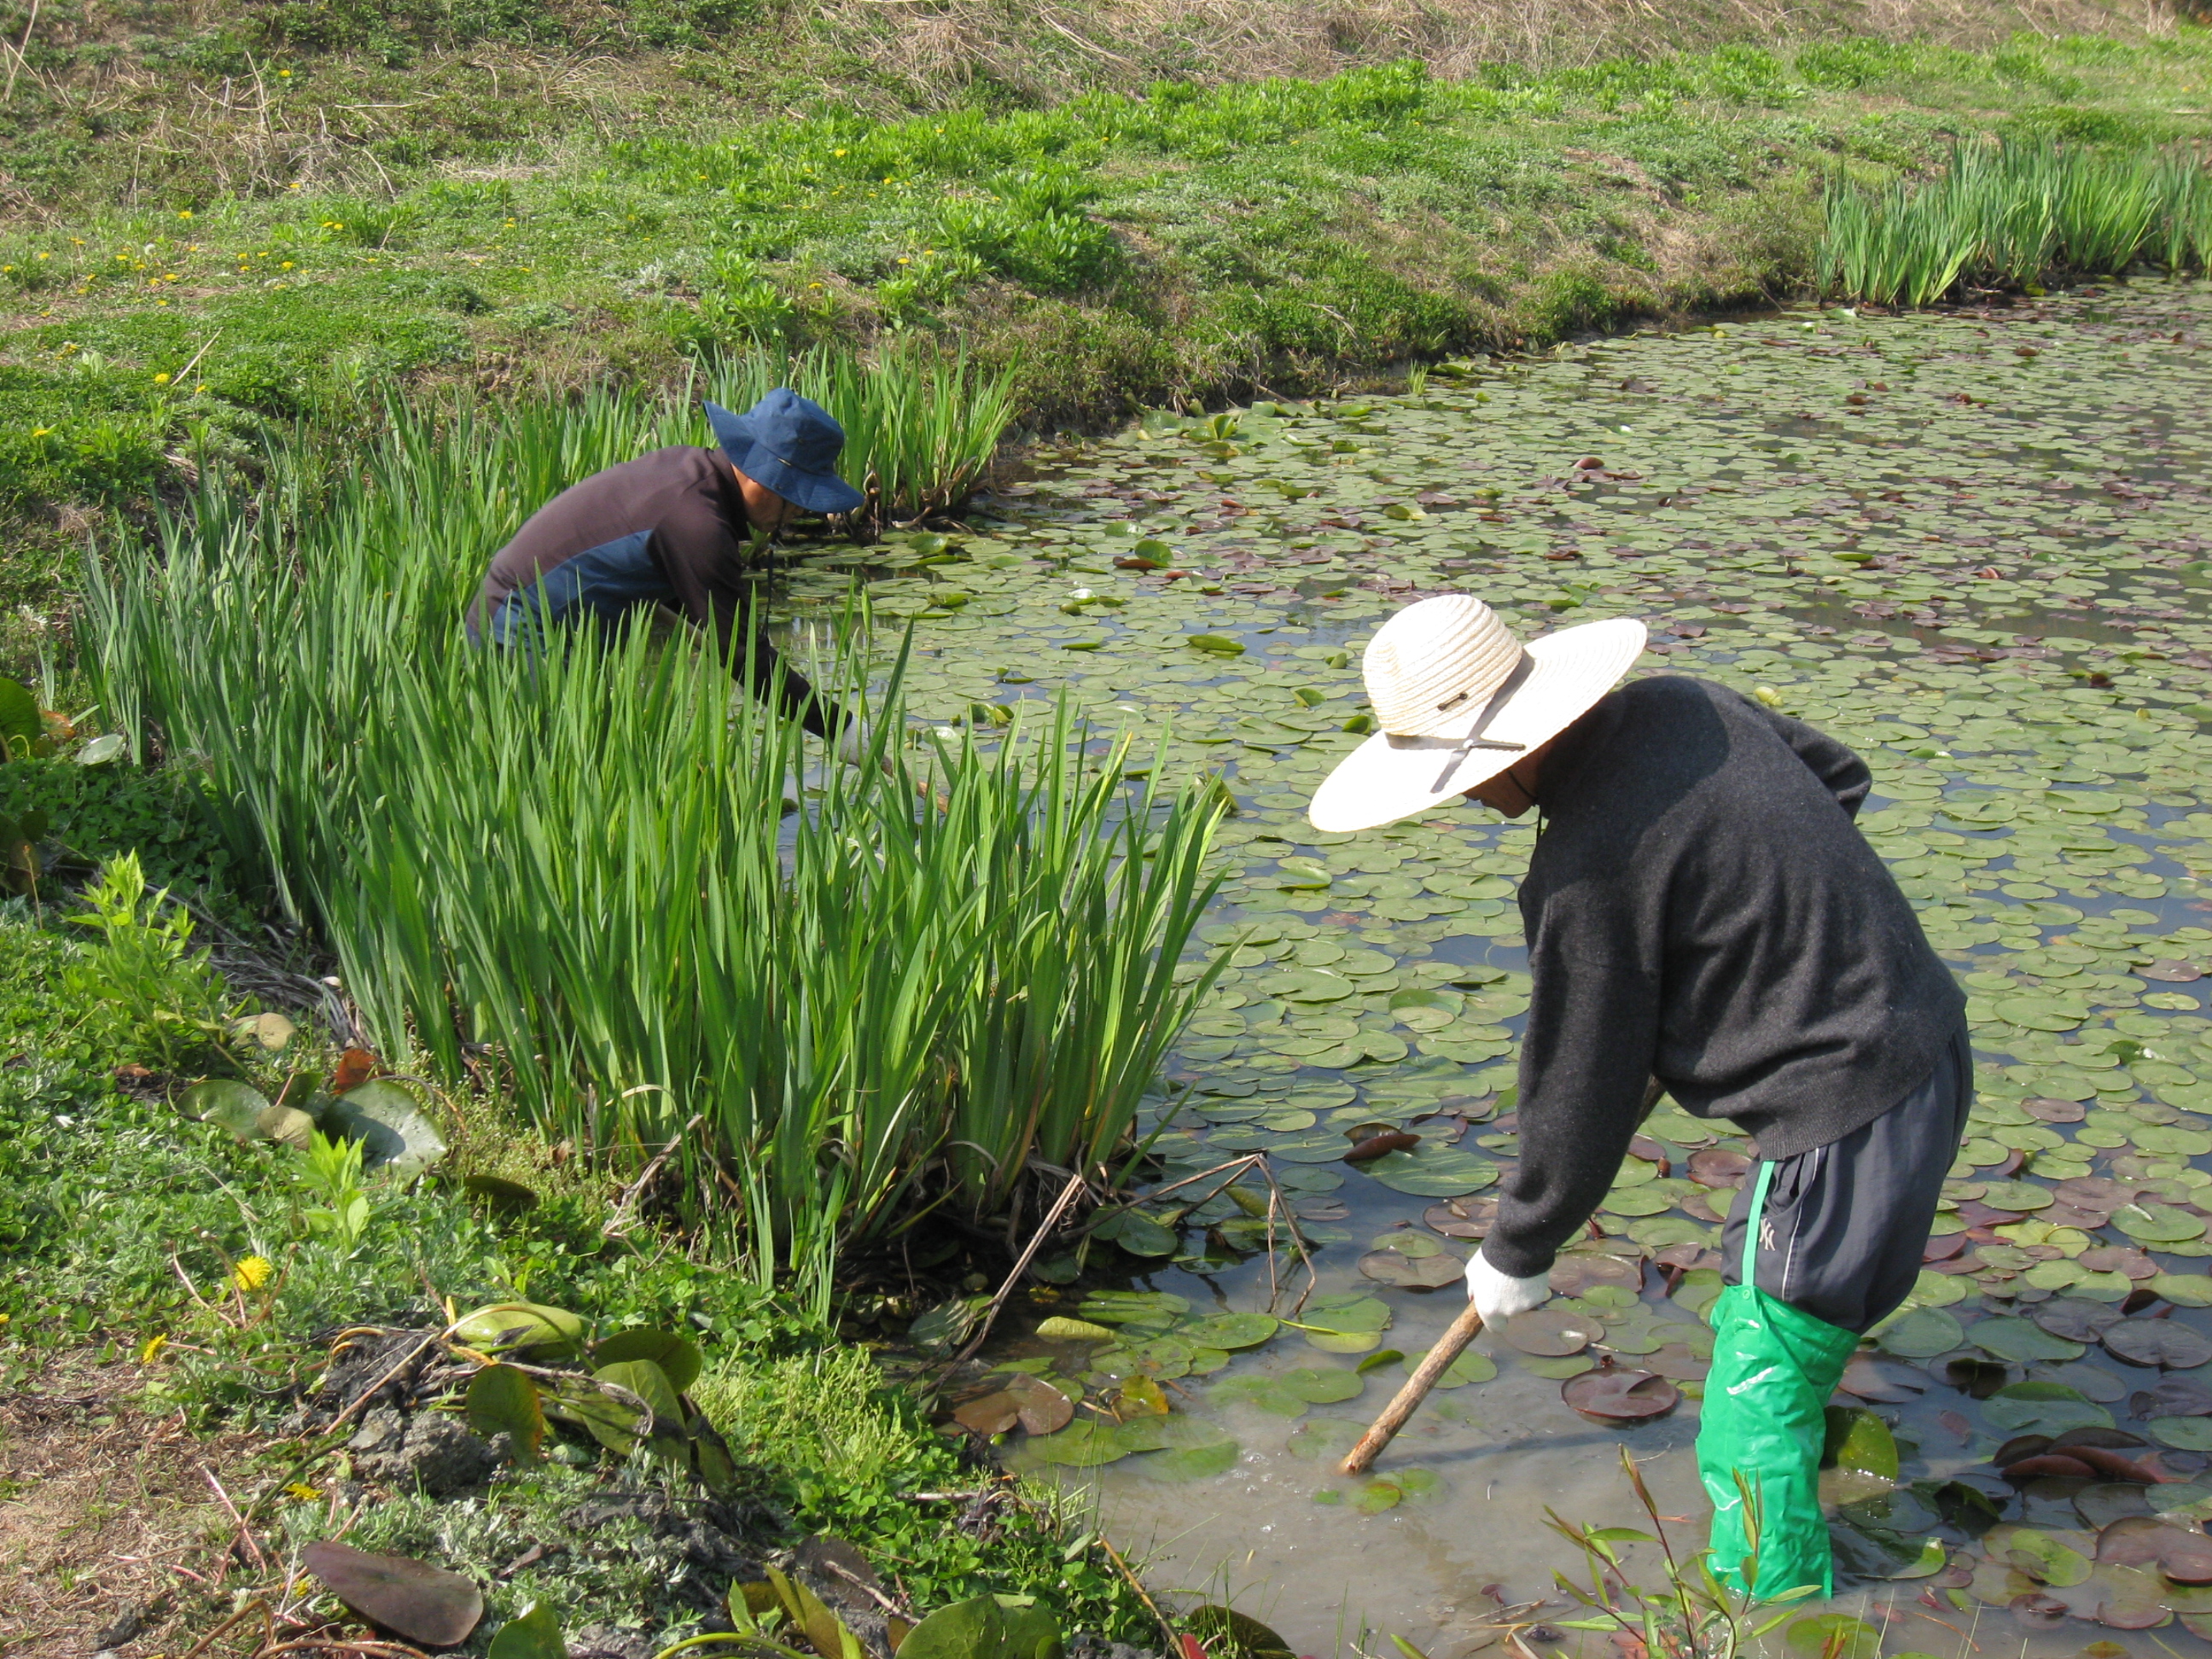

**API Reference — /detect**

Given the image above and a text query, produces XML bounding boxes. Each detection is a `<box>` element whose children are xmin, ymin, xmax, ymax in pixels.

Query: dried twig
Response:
<box><xmin>321</xmin><ymin>1329</ymin><xmax>445</xmax><ymax>1433</ymax></box>
<box><xmin>1095</xmin><ymin>1531</ymin><xmax>1178</xmax><ymax>1651</ymax></box>
<box><xmin>181</xmin><ymin>1598</ymin><xmax>272</xmax><ymax>1659</ymax></box>
<box><xmin>948</xmin><ymin>1165</ymin><xmax>1091</xmax><ymax>1365</ymax></box>
<box><xmin>202</xmin><ymin>1464</ymin><xmax>268</xmax><ymax>1575</ymax></box>
<box><xmin>602</xmin><ymin>1113</ymin><xmax>705</xmax><ymax>1238</ymax></box>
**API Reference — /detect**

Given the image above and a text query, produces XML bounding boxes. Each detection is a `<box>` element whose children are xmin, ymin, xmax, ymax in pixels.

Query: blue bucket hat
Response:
<box><xmin>704</xmin><ymin>388</ymin><xmax>867</xmax><ymax>517</ymax></box>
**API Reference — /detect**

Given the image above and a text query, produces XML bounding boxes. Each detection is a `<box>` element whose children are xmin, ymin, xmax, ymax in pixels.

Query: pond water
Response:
<box><xmin>794</xmin><ymin>282</ymin><xmax>2212</xmax><ymax>1659</ymax></box>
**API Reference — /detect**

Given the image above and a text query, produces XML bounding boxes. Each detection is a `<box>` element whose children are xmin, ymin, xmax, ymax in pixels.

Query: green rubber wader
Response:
<box><xmin>1697</xmin><ymin>1161</ymin><xmax>1860</xmax><ymax>1601</ymax></box>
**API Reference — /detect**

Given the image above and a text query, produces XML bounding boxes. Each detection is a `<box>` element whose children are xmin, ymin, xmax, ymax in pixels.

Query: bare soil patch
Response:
<box><xmin>0</xmin><ymin>1356</ymin><xmax>248</xmax><ymax>1659</ymax></box>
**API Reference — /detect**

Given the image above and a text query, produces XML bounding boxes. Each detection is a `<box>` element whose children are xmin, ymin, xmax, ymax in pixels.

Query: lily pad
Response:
<box><xmin>591</xmin><ymin>1328</ymin><xmax>703</xmax><ymax>1393</ymax></box>
<box><xmin>1179</xmin><ymin>1313</ymin><xmax>1280</xmax><ymax>1350</ymax></box>
<box><xmin>2103</xmin><ymin>1320</ymin><xmax>2212</xmax><ymax>1370</ymax></box>
<box><xmin>1284</xmin><ymin>1417</ymin><xmax>1365</xmax><ymax>1461</ymax></box>
<box><xmin>1563</xmin><ymin>1367</ymin><xmax>1679</xmax><ymax>1423</ymax></box>
<box><xmin>1985</xmin><ymin>1382</ymin><xmax>2116</xmax><ymax>1437</ymax></box>
<box><xmin>466</xmin><ymin>1363</ymin><xmax>547</xmax><ymax>1459</ymax></box>
<box><xmin>302</xmin><ymin>1541</ymin><xmax>484</xmax><ymax>1647</ymax></box>
<box><xmin>1360</xmin><ymin>1144</ymin><xmax>1499</xmax><ymax>1197</ymax></box>
<box><xmin>1280</xmin><ymin>1367</ymin><xmax>1365</xmax><ymax>1404</ymax></box>
<box><xmin>1358</xmin><ymin>1249</ymin><xmax>1464</xmax><ymax>1288</ymax></box>
<box><xmin>1500</xmin><ymin>1309</ymin><xmax>1601</xmax><ymax>1357</ymax></box>
<box><xmin>2113</xmin><ymin>1203</ymin><xmax>2207</xmax><ymax>1244</ymax></box>
<box><xmin>1824</xmin><ymin>1407</ymin><xmax>1900</xmax><ymax>1480</ymax></box>
<box><xmin>325</xmin><ymin>1080</ymin><xmax>449</xmax><ymax>1180</ymax></box>
<box><xmin>1973</xmin><ymin>1317</ymin><xmax>2086</xmax><ymax>1363</ymax></box>
<box><xmin>1877</xmin><ymin>1307</ymin><xmax>1965</xmax><ymax>1358</ymax></box>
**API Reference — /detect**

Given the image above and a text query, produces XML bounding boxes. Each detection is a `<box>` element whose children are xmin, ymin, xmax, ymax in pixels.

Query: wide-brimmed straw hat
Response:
<box><xmin>1308</xmin><ymin>596</ymin><xmax>1647</xmax><ymax>834</ymax></box>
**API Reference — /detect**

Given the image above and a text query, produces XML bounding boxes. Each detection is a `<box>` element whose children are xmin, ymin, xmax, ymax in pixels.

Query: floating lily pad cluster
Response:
<box><xmin>846</xmin><ymin>284</ymin><xmax>2212</xmax><ymax>1625</ymax></box>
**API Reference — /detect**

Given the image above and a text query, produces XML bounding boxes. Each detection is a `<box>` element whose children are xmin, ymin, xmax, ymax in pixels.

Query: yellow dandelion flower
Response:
<box><xmin>32</xmin><ymin>427</ymin><xmax>50</xmax><ymax>438</ymax></box>
<box><xmin>178</xmin><ymin>209</ymin><xmax>193</xmax><ymax>219</ymax></box>
<box><xmin>231</xmin><ymin>1254</ymin><xmax>273</xmax><ymax>1291</ymax></box>
<box><xmin>833</xmin><ymin>148</ymin><xmax>847</xmax><ymax>157</ymax></box>
<box><xmin>154</xmin><ymin>372</ymin><xmax>171</xmax><ymax>384</ymax></box>
<box><xmin>140</xmin><ymin>1334</ymin><xmax>169</xmax><ymax>1363</ymax></box>
<box><xmin>285</xmin><ymin>1481</ymin><xmax>321</xmax><ymax>1501</ymax></box>
<box><xmin>279</xmin><ymin>67</ymin><xmax>292</xmax><ymax>77</ymax></box>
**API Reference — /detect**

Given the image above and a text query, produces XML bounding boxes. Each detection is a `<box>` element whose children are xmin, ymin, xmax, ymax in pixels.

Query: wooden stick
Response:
<box><xmin>1340</xmin><ymin>1301</ymin><xmax>1485</xmax><ymax>1475</ymax></box>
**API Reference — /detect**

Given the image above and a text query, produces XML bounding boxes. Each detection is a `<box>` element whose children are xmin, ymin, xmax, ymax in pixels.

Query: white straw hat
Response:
<box><xmin>1308</xmin><ymin>597</ymin><xmax>1647</xmax><ymax>834</ymax></box>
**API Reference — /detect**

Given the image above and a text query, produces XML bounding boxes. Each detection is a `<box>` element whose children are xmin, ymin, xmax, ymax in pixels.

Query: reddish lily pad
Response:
<box><xmin>1563</xmin><ymin>1367</ymin><xmax>1679</xmax><ymax>1423</ymax></box>
<box><xmin>2096</xmin><ymin>1516</ymin><xmax>2212</xmax><ymax>1583</ymax></box>
<box><xmin>1005</xmin><ymin>1375</ymin><xmax>1075</xmax><ymax>1435</ymax></box>
<box><xmin>952</xmin><ymin>1391</ymin><xmax>1021</xmax><ymax>1435</ymax></box>
<box><xmin>1423</xmin><ymin>1198</ymin><xmax>1492</xmax><ymax>1239</ymax></box>
<box><xmin>2104</xmin><ymin>1320</ymin><xmax>2212</xmax><ymax>1370</ymax></box>
<box><xmin>1839</xmin><ymin>1358</ymin><xmax>1928</xmax><ymax>1404</ymax></box>
<box><xmin>2034</xmin><ymin>1300</ymin><xmax>2126</xmax><ymax>1343</ymax></box>
<box><xmin>1686</xmin><ymin>1148</ymin><xmax>1751</xmax><ymax>1188</ymax></box>
<box><xmin>303</xmin><ymin>1541</ymin><xmax>485</xmax><ymax>1647</ymax></box>
<box><xmin>2138</xmin><ymin>961</ymin><xmax>2205</xmax><ymax>983</ymax></box>
<box><xmin>1548</xmin><ymin>1252</ymin><xmax>1642</xmax><ymax>1296</ymax></box>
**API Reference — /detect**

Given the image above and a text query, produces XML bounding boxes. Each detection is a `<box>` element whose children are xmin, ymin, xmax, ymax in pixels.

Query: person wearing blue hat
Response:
<box><xmin>467</xmin><ymin>388</ymin><xmax>869</xmax><ymax>740</ymax></box>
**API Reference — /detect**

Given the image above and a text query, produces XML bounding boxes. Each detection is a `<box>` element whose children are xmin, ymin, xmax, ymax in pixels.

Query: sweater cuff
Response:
<box><xmin>1481</xmin><ymin>1231</ymin><xmax>1559</xmax><ymax>1281</ymax></box>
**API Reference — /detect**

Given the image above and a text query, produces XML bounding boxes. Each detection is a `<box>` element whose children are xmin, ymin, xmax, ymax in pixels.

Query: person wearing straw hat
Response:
<box><xmin>1311</xmin><ymin>594</ymin><xmax>1969</xmax><ymax>1602</ymax></box>
<box><xmin>468</xmin><ymin>388</ymin><xmax>870</xmax><ymax>752</ymax></box>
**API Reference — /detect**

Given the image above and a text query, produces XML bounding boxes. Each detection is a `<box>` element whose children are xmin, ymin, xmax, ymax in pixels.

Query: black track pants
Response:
<box><xmin>1718</xmin><ymin>1022</ymin><xmax>1976</xmax><ymax>1336</ymax></box>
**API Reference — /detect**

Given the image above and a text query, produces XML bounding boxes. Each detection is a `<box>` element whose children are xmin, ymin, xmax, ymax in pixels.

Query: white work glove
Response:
<box><xmin>833</xmin><ymin>719</ymin><xmax>876</xmax><ymax>770</ymax></box>
<box><xmin>1466</xmin><ymin>1249</ymin><xmax>1551</xmax><ymax>1324</ymax></box>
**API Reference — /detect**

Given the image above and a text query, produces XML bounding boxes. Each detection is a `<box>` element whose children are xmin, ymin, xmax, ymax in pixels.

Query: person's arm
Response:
<box><xmin>1481</xmin><ymin>924</ymin><xmax>1666</xmax><ymax>1281</ymax></box>
<box><xmin>652</xmin><ymin>504</ymin><xmax>853</xmax><ymax>741</ymax></box>
<box><xmin>1739</xmin><ymin>694</ymin><xmax>1871</xmax><ymax>819</ymax></box>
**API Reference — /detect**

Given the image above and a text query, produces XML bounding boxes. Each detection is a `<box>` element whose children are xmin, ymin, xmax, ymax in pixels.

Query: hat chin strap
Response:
<box><xmin>1377</xmin><ymin>650</ymin><xmax>1536</xmax><ymax>793</ymax></box>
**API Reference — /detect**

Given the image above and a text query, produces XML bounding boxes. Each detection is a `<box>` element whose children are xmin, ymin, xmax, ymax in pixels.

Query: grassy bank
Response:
<box><xmin>5</xmin><ymin>14</ymin><xmax>2212</xmax><ymax>639</ymax></box>
<box><xmin>0</xmin><ymin>898</ymin><xmax>1161</xmax><ymax>1654</ymax></box>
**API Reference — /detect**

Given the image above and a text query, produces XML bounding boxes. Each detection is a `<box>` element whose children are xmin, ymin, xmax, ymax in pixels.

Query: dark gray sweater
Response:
<box><xmin>1481</xmin><ymin>674</ymin><xmax>1966</xmax><ymax>1280</ymax></box>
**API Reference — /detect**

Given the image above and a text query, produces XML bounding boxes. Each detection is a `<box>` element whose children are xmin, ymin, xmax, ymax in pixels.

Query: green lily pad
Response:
<box><xmin>1278</xmin><ymin>1367</ymin><xmax>1365</xmax><ymax>1404</ymax></box>
<box><xmin>1983</xmin><ymin>1381</ymin><xmax>2115</xmax><ymax>1437</ymax></box>
<box><xmin>1179</xmin><ymin>1313</ymin><xmax>1281</xmax><ymax>1350</ymax></box>
<box><xmin>2113</xmin><ymin>1203</ymin><xmax>2207</xmax><ymax>1244</ymax></box>
<box><xmin>1971</xmin><ymin>1317</ymin><xmax>2086</xmax><ymax>1364</ymax></box>
<box><xmin>1284</xmin><ymin>1417</ymin><xmax>1365</xmax><ymax>1461</ymax></box>
<box><xmin>1361</xmin><ymin>1144</ymin><xmax>1499</xmax><ymax>1197</ymax></box>
<box><xmin>324</xmin><ymin>1080</ymin><xmax>448</xmax><ymax>1180</ymax></box>
<box><xmin>1403</xmin><ymin>1348</ymin><xmax>1496</xmax><ymax>1388</ymax></box>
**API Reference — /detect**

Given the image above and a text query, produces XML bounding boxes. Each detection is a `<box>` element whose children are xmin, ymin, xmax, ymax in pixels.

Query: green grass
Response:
<box><xmin>9</xmin><ymin>26</ymin><xmax>2212</xmax><ymax>635</ymax></box>
<box><xmin>86</xmin><ymin>386</ymin><xmax>1227</xmax><ymax>1307</ymax></box>
<box><xmin>1819</xmin><ymin>136</ymin><xmax>2212</xmax><ymax>303</ymax></box>
<box><xmin>0</xmin><ymin>909</ymin><xmax>1157</xmax><ymax>1647</ymax></box>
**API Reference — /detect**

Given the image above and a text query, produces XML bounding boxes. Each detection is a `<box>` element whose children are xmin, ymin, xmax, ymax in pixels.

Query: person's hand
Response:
<box><xmin>1465</xmin><ymin>1249</ymin><xmax>1551</xmax><ymax>1324</ymax></box>
<box><xmin>833</xmin><ymin>720</ymin><xmax>876</xmax><ymax>770</ymax></box>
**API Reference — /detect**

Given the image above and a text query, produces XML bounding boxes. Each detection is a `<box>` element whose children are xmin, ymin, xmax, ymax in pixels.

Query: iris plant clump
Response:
<box><xmin>90</xmin><ymin>382</ymin><xmax>1224</xmax><ymax>1311</ymax></box>
<box><xmin>1819</xmin><ymin>137</ymin><xmax>2212</xmax><ymax>306</ymax></box>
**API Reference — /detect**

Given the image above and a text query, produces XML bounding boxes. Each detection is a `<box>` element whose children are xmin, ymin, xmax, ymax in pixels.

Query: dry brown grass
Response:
<box><xmin>810</xmin><ymin>0</ymin><xmax>2188</xmax><ymax>102</ymax></box>
<box><xmin>0</xmin><ymin>1355</ymin><xmax>251</xmax><ymax>1659</ymax></box>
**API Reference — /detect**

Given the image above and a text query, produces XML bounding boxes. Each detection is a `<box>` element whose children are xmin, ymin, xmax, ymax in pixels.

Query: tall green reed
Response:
<box><xmin>90</xmin><ymin>393</ymin><xmax>1220</xmax><ymax>1313</ymax></box>
<box><xmin>707</xmin><ymin>341</ymin><xmax>1017</xmax><ymax>526</ymax></box>
<box><xmin>1819</xmin><ymin>138</ymin><xmax>2212</xmax><ymax>307</ymax></box>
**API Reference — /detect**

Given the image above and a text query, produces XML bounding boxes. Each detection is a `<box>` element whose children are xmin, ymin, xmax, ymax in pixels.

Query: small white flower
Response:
<box><xmin>1068</xmin><ymin>587</ymin><xmax>1092</xmax><ymax>601</ymax></box>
